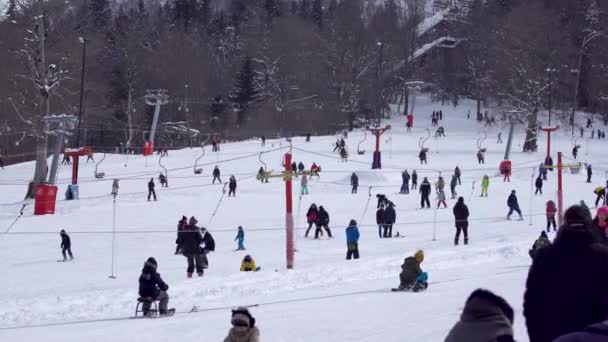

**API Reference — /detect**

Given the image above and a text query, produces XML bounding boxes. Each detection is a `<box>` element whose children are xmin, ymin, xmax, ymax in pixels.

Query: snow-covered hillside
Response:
<box><xmin>1</xmin><ymin>96</ymin><xmax>606</xmax><ymax>341</ymax></box>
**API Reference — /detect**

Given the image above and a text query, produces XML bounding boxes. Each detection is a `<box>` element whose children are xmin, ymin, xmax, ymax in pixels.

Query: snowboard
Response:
<box><xmin>391</xmin><ymin>287</ymin><xmax>427</xmax><ymax>293</ymax></box>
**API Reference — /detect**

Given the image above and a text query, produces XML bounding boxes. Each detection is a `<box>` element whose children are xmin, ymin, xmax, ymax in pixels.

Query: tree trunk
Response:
<box><xmin>403</xmin><ymin>86</ymin><xmax>409</xmax><ymax>116</ymax></box>
<box><xmin>476</xmin><ymin>97</ymin><xmax>483</xmax><ymax>121</ymax></box>
<box><xmin>26</xmin><ymin>136</ymin><xmax>48</xmax><ymax>198</ymax></box>
<box><xmin>523</xmin><ymin>107</ymin><xmax>539</xmax><ymax>153</ymax></box>
<box><xmin>126</xmin><ymin>88</ymin><xmax>133</xmax><ymax>149</ymax></box>
<box><xmin>570</xmin><ymin>51</ymin><xmax>584</xmax><ymax>135</ymax></box>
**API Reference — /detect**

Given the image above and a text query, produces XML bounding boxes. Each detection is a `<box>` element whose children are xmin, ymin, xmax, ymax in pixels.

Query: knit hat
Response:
<box><xmin>564</xmin><ymin>205</ymin><xmax>592</xmax><ymax>229</ymax></box>
<box><xmin>349</xmin><ymin>219</ymin><xmax>357</xmax><ymax>226</ymax></box>
<box><xmin>144</xmin><ymin>257</ymin><xmax>158</xmax><ymax>270</ymax></box>
<box><xmin>414</xmin><ymin>250</ymin><xmax>424</xmax><ymax>263</ymax></box>
<box><xmin>231</xmin><ymin>307</ymin><xmax>255</xmax><ymax>328</ymax></box>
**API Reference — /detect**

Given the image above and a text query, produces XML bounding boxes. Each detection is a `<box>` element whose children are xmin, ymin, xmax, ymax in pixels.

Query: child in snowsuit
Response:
<box><xmin>529</xmin><ymin>231</ymin><xmax>551</xmax><ymax>260</ymax></box>
<box><xmin>401</xmin><ymin>170</ymin><xmax>410</xmax><ymax>194</ymax></box>
<box><xmin>240</xmin><ymin>255</ymin><xmax>259</xmax><ymax>272</ymax></box>
<box><xmin>546</xmin><ymin>200</ymin><xmax>557</xmax><ymax>232</ymax></box>
<box><xmin>147</xmin><ymin>178</ymin><xmax>157</xmax><ymax>201</ymax></box>
<box><xmin>345</xmin><ymin>219</ymin><xmax>360</xmax><ymax>260</ymax></box>
<box><xmin>507</xmin><ymin>190</ymin><xmax>523</xmax><ymax>220</ymax></box>
<box><xmin>228</xmin><ymin>175</ymin><xmax>237</xmax><ymax>197</ymax></box>
<box><xmin>212</xmin><ymin>166</ymin><xmax>222</xmax><ymax>184</ymax></box>
<box><xmin>138</xmin><ymin>257</ymin><xmax>171</xmax><ymax>316</ymax></box>
<box><xmin>235</xmin><ymin>226</ymin><xmax>245</xmax><ymax>250</ymax></box>
<box><xmin>60</xmin><ymin>230</ymin><xmax>73</xmax><ymax>261</ymax></box>
<box><xmin>305</xmin><ymin>204</ymin><xmax>319</xmax><ymax>238</ymax></box>
<box><xmin>481</xmin><ymin>175</ymin><xmax>489</xmax><ymax>197</ymax></box>
<box><xmin>396</xmin><ymin>250</ymin><xmax>428</xmax><ymax>292</ymax></box>
<box><xmin>351</xmin><ymin>172</ymin><xmax>358</xmax><ymax>194</ymax></box>
<box><xmin>301</xmin><ymin>174</ymin><xmax>309</xmax><ymax>195</ymax></box>
<box><xmin>224</xmin><ymin>307</ymin><xmax>260</xmax><ymax>342</ymax></box>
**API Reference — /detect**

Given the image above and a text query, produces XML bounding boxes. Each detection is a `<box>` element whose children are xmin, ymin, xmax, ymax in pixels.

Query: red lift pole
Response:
<box><xmin>284</xmin><ymin>152</ymin><xmax>294</xmax><ymax>269</ymax></box>
<box><xmin>540</xmin><ymin>126</ymin><xmax>559</xmax><ymax>159</ymax></box>
<box><xmin>557</xmin><ymin>152</ymin><xmax>564</xmax><ymax>226</ymax></box>
<box><xmin>366</xmin><ymin>125</ymin><xmax>391</xmax><ymax>169</ymax></box>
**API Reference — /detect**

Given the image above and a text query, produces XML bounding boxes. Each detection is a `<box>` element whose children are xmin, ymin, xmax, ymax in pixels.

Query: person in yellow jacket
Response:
<box><xmin>481</xmin><ymin>175</ymin><xmax>490</xmax><ymax>197</ymax></box>
<box><xmin>240</xmin><ymin>255</ymin><xmax>260</xmax><ymax>272</ymax></box>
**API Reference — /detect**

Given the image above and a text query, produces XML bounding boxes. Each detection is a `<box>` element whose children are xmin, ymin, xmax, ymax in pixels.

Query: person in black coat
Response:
<box><xmin>376</xmin><ymin>204</ymin><xmax>386</xmax><ymax>239</ymax></box>
<box><xmin>200</xmin><ymin>227</ymin><xmax>215</xmax><ymax>269</ymax></box>
<box><xmin>524</xmin><ymin>205</ymin><xmax>608</xmax><ymax>342</ymax></box>
<box><xmin>535</xmin><ymin>176</ymin><xmax>543</xmax><ymax>195</ymax></box>
<box><xmin>212</xmin><ymin>166</ymin><xmax>222</xmax><ymax>184</ymax></box>
<box><xmin>60</xmin><ymin>229</ymin><xmax>73</xmax><ymax>261</ymax></box>
<box><xmin>138</xmin><ymin>257</ymin><xmax>170</xmax><ymax>316</ymax></box>
<box><xmin>586</xmin><ymin>164</ymin><xmax>592</xmax><ymax>183</ymax></box>
<box><xmin>507</xmin><ymin>190</ymin><xmax>523</xmax><ymax>220</ymax></box>
<box><xmin>317</xmin><ymin>206</ymin><xmax>332</xmax><ymax>238</ymax></box>
<box><xmin>291</xmin><ymin>162</ymin><xmax>298</xmax><ymax>177</ymax></box>
<box><xmin>452</xmin><ymin>197</ymin><xmax>469</xmax><ymax>245</ymax></box>
<box><xmin>411</xmin><ymin>170</ymin><xmax>418</xmax><ymax>190</ymax></box>
<box><xmin>174</xmin><ymin>216</ymin><xmax>187</xmax><ymax>254</ymax></box>
<box><xmin>376</xmin><ymin>194</ymin><xmax>389</xmax><ymax>208</ymax></box>
<box><xmin>384</xmin><ymin>202</ymin><xmax>396</xmax><ymax>238</ymax></box>
<box><xmin>419</xmin><ymin>178</ymin><xmax>432</xmax><ymax>209</ymax></box>
<box><xmin>178</xmin><ymin>217</ymin><xmax>205</xmax><ymax>277</ymax></box>
<box><xmin>147</xmin><ymin>178</ymin><xmax>157</xmax><ymax>201</ymax></box>
<box><xmin>298</xmin><ymin>162</ymin><xmax>305</xmax><ymax>173</ymax></box>
<box><xmin>351</xmin><ymin>172</ymin><xmax>359</xmax><ymax>194</ymax></box>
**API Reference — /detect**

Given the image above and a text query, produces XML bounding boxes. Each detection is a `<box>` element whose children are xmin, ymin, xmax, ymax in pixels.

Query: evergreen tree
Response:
<box><xmin>5</xmin><ymin>0</ymin><xmax>17</xmax><ymax>21</ymax></box>
<box><xmin>299</xmin><ymin>0</ymin><xmax>310</xmax><ymax>20</ymax></box>
<box><xmin>230</xmin><ymin>0</ymin><xmax>248</xmax><ymax>29</ymax></box>
<box><xmin>265</xmin><ymin>0</ymin><xmax>281</xmax><ymax>20</ymax></box>
<box><xmin>311</xmin><ymin>0</ymin><xmax>323</xmax><ymax>29</ymax></box>
<box><xmin>89</xmin><ymin>0</ymin><xmax>111</xmax><ymax>29</ymax></box>
<box><xmin>231</xmin><ymin>57</ymin><xmax>257</xmax><ymax>124</ymax></box>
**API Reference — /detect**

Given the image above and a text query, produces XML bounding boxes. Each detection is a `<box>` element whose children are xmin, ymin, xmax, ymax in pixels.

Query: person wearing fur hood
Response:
<box><xmin>224</xmin><ymin>307</ymin><xmax>260</xmax><ymax>342</ymax></box>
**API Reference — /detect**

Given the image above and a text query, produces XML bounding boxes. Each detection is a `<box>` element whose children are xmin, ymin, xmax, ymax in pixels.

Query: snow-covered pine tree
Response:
<box><xmin>231</xmin><ymin>57</ymin><xmax>258</xmax><ymax>125</ymax></box>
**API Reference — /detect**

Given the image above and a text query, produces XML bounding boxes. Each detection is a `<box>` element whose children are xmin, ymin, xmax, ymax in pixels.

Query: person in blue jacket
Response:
<box><xmin>345</xmin><ymin>219</ymin><xmax>360</xmax><ymax>260</ymax></box>
<box><xmin>234</xmin><ymin>226</ymin><xmax>245</xmax><ymax>250</ymax></box>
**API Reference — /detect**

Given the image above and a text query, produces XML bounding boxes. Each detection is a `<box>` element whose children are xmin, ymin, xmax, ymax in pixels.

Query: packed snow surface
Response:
<box><xmin>1</xmin><ymin>96</ymin><xmax>605</xmax><ymax>341</ymax></box>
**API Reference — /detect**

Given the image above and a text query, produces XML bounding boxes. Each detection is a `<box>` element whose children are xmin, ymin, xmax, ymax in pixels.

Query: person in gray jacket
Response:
<box><xmin>445</xmin><ymin>289</ymin><xmax>515</xmax><ymax>342</ymax></box>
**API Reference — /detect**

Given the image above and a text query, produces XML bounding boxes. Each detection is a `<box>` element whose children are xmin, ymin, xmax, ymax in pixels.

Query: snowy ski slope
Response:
<box><xmin>1</xmin><ymin>96</ymin><xmax>605</xmax><ymax>341</ymax></box>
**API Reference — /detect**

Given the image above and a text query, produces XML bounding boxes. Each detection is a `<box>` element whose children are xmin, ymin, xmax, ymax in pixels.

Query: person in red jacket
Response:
<box><xmin>546</xmin><ymin>200</ymin><xmax>557</xmax><ymax>232</ymax></box>
<box><xmin>305</xmin><ymin>204</ymin><xmax>319</xmax><ymax>238</ymax></box>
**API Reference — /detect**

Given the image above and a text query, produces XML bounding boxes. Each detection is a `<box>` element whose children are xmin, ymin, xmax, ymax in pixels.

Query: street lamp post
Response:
<box><xmin>376</xmin><ymin>41</ymin><xmax>384</xmax><ymax>121</ymax></box>
<box><xmin>76</xmin><ymin>37</ymin><xmax>87</xmax><ymax>147</ymax></box>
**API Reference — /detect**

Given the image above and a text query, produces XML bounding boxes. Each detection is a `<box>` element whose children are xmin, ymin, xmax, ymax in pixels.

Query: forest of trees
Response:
<box><xmin>0</xmin><ymin>0</ymin><xmax>607</xmax><ymax>168</ymax></box>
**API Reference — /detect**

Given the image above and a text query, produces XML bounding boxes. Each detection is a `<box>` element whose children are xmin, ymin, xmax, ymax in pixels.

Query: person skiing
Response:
<box><xmin>502</xmin><ymin>163</ymin><xmax>511</xmax><ymax>182</ymax></box>
<box><xmin>437</xmin><ymin>189</ymin><xmax>448</xmax><ymax>208</ymax></box>
<box><xmin>339</xmin><ymin>146</ymin><xmax>348</xmax><ymax>162</ymax></box>
<box><xmin>481</xmin><ymin>175</ymin><xmax>490</xmax><ymax>197</ymax></box>
<box><xmin>159</xmin><ymin>173</ymin><xmax>168</xmax><ymax>188</ymax></box>
<box><xmin>240</xmin><ymin>255</ymin><xmax>259</xmax><ymax>272</ymax></box>
<box><xmin>418</xmin><ymin>149</ymin><xmax>428</xmax><ymax>164</ymax></box>
<box><xmin>395</xmin><ymin>250</ymin><xmax>428</xmax><ymax>292</ymax></box>
<box><xmin>401</xmin><ymin>170</ymin><xmax>410</xmax><ymax>194</ymax></box>
<box><xmin>546</xmin><ymin>200</ymin><xmax>557</xmax><ymax>232</ymax></box>
<box><xmin>235</xmin><ymin>226</ymin><xmax>245</xmax><ymax>251</ymax></box>
<box><xmin>384</xmin><ymin>202</ymin><xmax>396</xmax><ymax>238</ymax></box>
<box><xmin>454</xmin><ymin>166</ymin><xmax>461</xmax><ymax>185</ymax></box>
<box><xmin>376</xmin><ymin>204</ymin><xmax>386</xmax><ymax>239</ymax></box>
<box><xmin>179</xmin><ymin>217</ymin><xmax>204</xmax><ymax>277</ymax></box>
<box><xmin>224</xmin><ymin>307</ymin><xmax>260</xmax><ymax>342</ymax></box>
<box><xmin>506</xmin><ymin>190</ymin><xmax>523</xmax><ymax>220</ymax></box>
<box><xmin>305</xmin><ymin>204</ymin><xmax>319</xmax><ymax>238</ymax></box>
<box><xmin>450</xmin><ymin>174</ymin><xmax>458</xmax><ymax>199</ymax></box>
<box><xmin>436</xmin><ymin>176</ymin><xmax>445</xmax><ymax>193</ymax></box>
<box><xmin>59</xmin><ymin>229</ymin><xmax>73</xmax><ymax>261</ymax></box>
<box><xmin>453</xmin><ymin>197</ymin><xmax>469</xmax><ymax>245</ymax></box>
<box><xmin>297</xmin><ymin>162</ymin><xmax>305</xmax><ymax>174</ymax></box>
<box><xmin>529</xmin><ymin>231</ymin><xmax>551</xmax><ymax>260</ymax></box>
<box><xmin>350</xmin><ymin>172</ymin><xmax>359</xmax><ymax>194</ymax></box>
<box><xmin>111</xmin><ymin>179</ymin><xmax>120</xmax><ymax>196</ymax></box>
<box><xmin>477</xmin><ymin>150</ymin><xmax>485</xmax><ymax>164</ymax></box>
<box><xmin>311</xmin><ymin>162</ymin><xmax>320</xmax><ymax>178</ymax></box>
<box><xmin>572</xmin><ymin>145</ymin><xmax>579</xmax><ymax>159</ymax></box>
<box><xmin>411</xmin><ymin>170</ymin><xmax>418</xmax><ymax>190</ymax></box>
<box><xmin>586</xmin><ymin>163</ymin><xmax>592</xmax><ymax>183</ymax></box>
<box><xmin>200</xmin><ymin>227</ymin><xmax>215</xmax><ymax>269</ymax></box>
<box><xmin>345</xmin><ymin>219</ymin><xmax>360</xmax><ymax>260</ymax></box>
<box><xmin>61</xmin><ymin>153</ymin><xmax>71</xmax><ymax>165</ymax></box>
<box><xmin>86</xmin><ymin>150</ymin><xmax>94</xmax><ymax>163</ymax></box>
<box><xmin>534</xmin><ymin>175</ymin><xmax>543</xmax><ymax>195</ymax></box>
<box><xmin>594</xmin><ymin>186</ymin><xmax>605</xmax><ymax>207</ymax></box>
<box><xmin>138</xmin><ymin>257</ymin><xmax>173</xmax><ymax>317</ymax></box>
<box><xmin>300</xmin><ymin>174</ymin><xmax>309</xmax><ymax>195</ymax></box>
<box><xmin>212</xmin><ymin>166</ymin><xmax>222</xmax><ymax>184</ymax></box>
<box><xmin>228</xmin><ymin>175</ymin><xmax>237</xmax><ymax>197</ymax></box>
<box><xmin>539</xmin><ymin>162</ymin><xmax>548</xmax><ymax>181</ymax></box>
<box><xmin>147</xmin><ymin>178</ymin><xmax>157</xmax><ymax>201</ymax></box>
<box><xmin>419</xmin><ymin>177</ymin><xmax>432</xmax><ymax>209</ymax></box>
<box><xmin>317</xmin><ymin>206</ymin><xmax>332</xmax><ymax>238</ymax></box>
<box><xmin>175</xmin><ymin>216</ymin><xmax>188</xmax><ymax>254</ymax></box>
<box><xmin>333</xmin><ymin>139</ymin><xmax>340</xmax><ymax>152</ymax></box>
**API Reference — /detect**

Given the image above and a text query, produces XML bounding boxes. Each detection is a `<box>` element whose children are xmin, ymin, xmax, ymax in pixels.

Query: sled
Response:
<box><xmin>134</xmin><ymin>298</ymin><xmax>175</xmax><ymax>318</ymax></box>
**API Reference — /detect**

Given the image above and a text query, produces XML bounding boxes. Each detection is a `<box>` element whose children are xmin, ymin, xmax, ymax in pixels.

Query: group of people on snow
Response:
<box><xmin>305</xmin><ymin>204</ymin><xmax>332</xmax><ymax>239</ymax></box>
<box><xmin>376</xmin><ymin>199</ymin><xmax>397</xmax><ymax>238</ymax></box>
